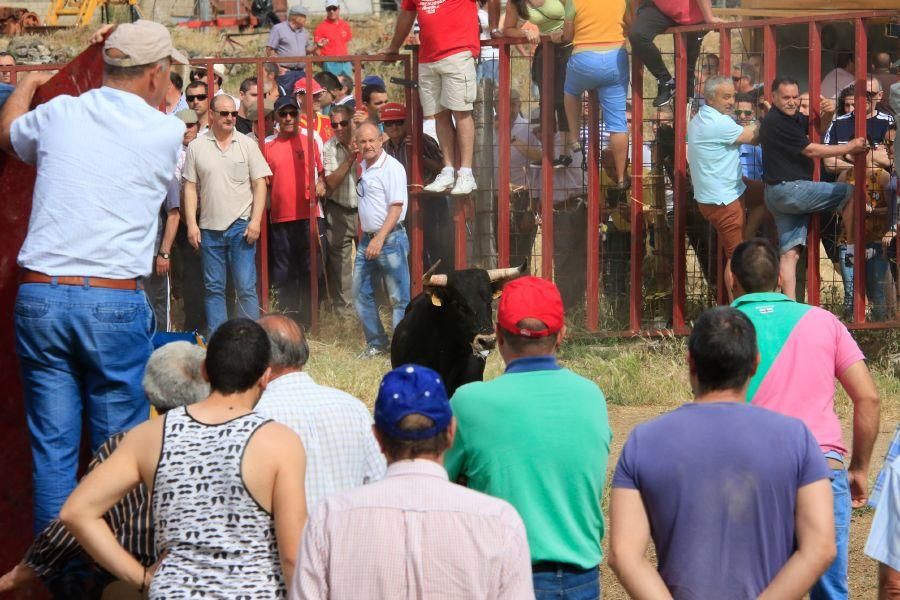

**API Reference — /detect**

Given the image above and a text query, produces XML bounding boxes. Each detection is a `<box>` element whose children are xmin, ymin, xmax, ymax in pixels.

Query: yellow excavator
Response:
<box><xmin>45</xmin><ymin>0</ymin><xmax>141</xmax><ymax>26</ymax></box>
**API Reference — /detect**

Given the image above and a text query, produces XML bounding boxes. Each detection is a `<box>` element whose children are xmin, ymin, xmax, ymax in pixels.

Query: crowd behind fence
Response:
<box><xmin>2</xmin><ymin>9</ymin><xmax>898</xmax><ymax>337</ymax></box>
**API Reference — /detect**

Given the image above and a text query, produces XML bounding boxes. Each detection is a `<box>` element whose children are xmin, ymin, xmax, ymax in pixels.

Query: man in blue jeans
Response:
<box><xmin>0</xmin><ymin>21</ymin><xmax>187</xmax><ymax>534</ymax></box>
<box><xmin>759</xmin><ymin>76</ymin><xmax>868</xmax><ymax>300</ymax></box>
<box><xmin>183</xmin><ymin>94</ymin><xmax>271</xmax><ymax>333</ymax></box>
<box><xmin>352</xmin><ymin>122</ymin><xmax>410</xmax><ymax>359</ymax></box>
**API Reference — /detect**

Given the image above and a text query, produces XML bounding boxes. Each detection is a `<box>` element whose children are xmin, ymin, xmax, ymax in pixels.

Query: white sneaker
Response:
<box><xmin>424</xmin><ymin>170</ymin><xmax>455</xmax><ymax>193</ymax></box>
<box><xmin>450</xmin><ymin>172</ymin><xmax>477</xmax><ymax>196</ymax></box>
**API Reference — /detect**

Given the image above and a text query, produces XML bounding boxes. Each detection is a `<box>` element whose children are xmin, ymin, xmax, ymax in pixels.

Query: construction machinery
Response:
<box><xmin>45</xmin><ymin>0</ymin><xmax>140</xmax><ymax>26</ymax></box>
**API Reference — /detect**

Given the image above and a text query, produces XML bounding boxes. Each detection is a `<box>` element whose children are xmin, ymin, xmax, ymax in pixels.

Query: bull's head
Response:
<box><xmin>423</xmin><ymin>260</ymin><xmax>527</xmax><ymax>359</ymax></box>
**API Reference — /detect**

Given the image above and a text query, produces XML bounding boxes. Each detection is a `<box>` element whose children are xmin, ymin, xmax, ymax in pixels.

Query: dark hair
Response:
<box><xmin>378</xmin><ymin>414</ymin><xmax>452</xmax><ymax>461</ymax></box>
<box><xmin>835</xmin><ymin>51</ymin><xmax>854</xmax><ymax>69</ymax></box>
<box><xmin>314</xmin><ymin>71</ymin><xmax>341</xmax><ymax>94</ymax></box>
<box><xmin>189</xmin><ymin>69</ymin><xmax>205</xmax><ymax>82</ymax></box>
<box><xmin>205</xmin><ymin>319</ymin><xmax>271</xmax><ymax>394</ymax></box>
<box><xmin>0</xmin><ymin>51</ymin><xmax>13</xmax><ymax>61</ymax></box>
<box><xmin>239</xmin><ymin>76</ymin><xmax>258</xmax><ymax>94</ymax></box>
<box><xmin>731</xmin><ymin>238</ymin><xmax>779</xmax><ymax>294</ymax></box>
<box><xmin>497</xmin><ymin>318</ymin><xmax>557</xmax><ymax>355</ymax></box>
<box><xmin>688</xmin><ymin>307</ymin><xmax>758</xmax><ymax>395</ymax></box>
<box><xmin>734</xmin><ymin>93</ymin><xmax>755</xmax><ymax>105</ymax></box>
<box><xmin>362</xmin><ymin>84</ymin><xmax>387</xmax><ymax>104</ymax></box>
<box><xmin>338</xmin><ymin>74</ymin><xmax>353</xmax><ymax>93</ymax></box>
<box><xmin>169</xmin><ymin>71</ymin><xmax>183</xmax><ymax>92</ymax></box>
<box><xmin>509</xmin><ymin>0</ymin><xmax>529</xmax><ymax>20</ymax></box>
<box><xmin>837</xmin><ymin>84</ymin><xmax>856</xmax><ymax>116</ymax></box>
<box><xmin>185</xmin><ymin>80</ymin><xmax>208</xmax><ymax>94</ymax></box>
<box><xmin>330</xmin><ymin>104</ymin><xmax>353</xmax><ymax>120</ymax></box>
<box><xmin>770</xmin><ymin>76</ymin><xmax>800</xmax><ymax>94</ymax></box>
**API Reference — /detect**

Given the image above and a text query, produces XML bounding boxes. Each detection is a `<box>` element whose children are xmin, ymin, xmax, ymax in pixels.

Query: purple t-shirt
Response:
<box><xmin>612</xmin><ymin>402</ymin><xmax>829</xmax><ymax>599</ymax></box>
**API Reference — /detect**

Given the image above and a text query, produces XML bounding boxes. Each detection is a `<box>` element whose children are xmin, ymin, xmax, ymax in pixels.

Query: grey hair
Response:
<box><xmin>265</xmin><ymin>320</ymin><xmax>310</xmax><ymax>369</ymax></box>
<box><xmin>703</xmin><ymin>75</ymin><xmax>734</xmax><ymax>102</ymax></box>
<box><xmin>142</xmin><ymin>342</ymin><xmax>209</xmax><ymax>411</ymax></box>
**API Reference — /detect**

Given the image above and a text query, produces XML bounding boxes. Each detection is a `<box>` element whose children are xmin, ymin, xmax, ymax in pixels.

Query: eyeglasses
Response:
<box><xmin>279</xmin><ymin>109</ymin><xmax>299</xmax><ymax>118</ymax></box>
<box><xmin>866</xmin><ymin>91</ymin><xmax>879</xmax><ymax>99</ymax></box>
<box><xmin>217</xmin><ymin>111</ymin><xmax>239</xmax><ymax>118</ymax></box>
<box><xmin>331</xmin><ymin>119</ymin><xmax>350</xmax><ymax>128</ymax></box>
<box><xmin>186</xmin><ymin>94</ymin><xmax>208</xmax><ymax>102</ymax></box>
<box><xmin>326</xmin><ymin>5</ymin><xmax>338</xmax><ymax>10</ymax></box>
<box><xmin>356</xmin><ymin>178</ymin><xmax>366</xmax><ymax>198</ymax></box>
<box><xmin>185</xmin><ymin>122</ymin><xmax>199</xmax><ymax>129</ymax></box>
<box><xmin>734</xmin><ymin>110</ymin><xmax>754</xmax><ymax>116</ymax></box>
<box><xmin>384</xmin><ymin>120</ymin><xmax>405</xmax><ymax>127</ymax></box>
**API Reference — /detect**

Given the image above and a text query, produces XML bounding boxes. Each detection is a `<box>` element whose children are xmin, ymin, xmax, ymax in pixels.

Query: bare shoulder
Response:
<box><xmin>120</xmin><ymin>415</ymin><xmax>165</xmax><ymax>451</ymax></box>
<box><xmin>252</xmin><ymin>421</ymin><xmax>305</xmax><ymax>454</ymax></box>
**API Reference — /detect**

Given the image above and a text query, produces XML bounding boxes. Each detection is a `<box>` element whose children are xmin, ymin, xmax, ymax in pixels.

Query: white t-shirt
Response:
<box><xmin>358</xmin><ymin>150</ymin><xmax>408</xmax><ymax>232</ymax></box>
<box><xmin>478</xmin><ymin>9</ymin><xmax>499</xmax><ymax>61</ymax></box>
<box><xmin>495</xmin><ymin>114</ymin><xmax>541</xmax><ymax>189</ymax></box>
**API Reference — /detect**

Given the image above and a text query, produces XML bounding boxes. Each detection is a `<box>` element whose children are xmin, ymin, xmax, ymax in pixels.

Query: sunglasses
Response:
<box><xmin>384</xmin><ymin>120</ymin><xmax>405</xmax><ymax>127</ymax></box>
<box><xmin>331</xmin><ymin>119</ymin><xmax>350</xmax><ymax>128</ymax></box>
<box><xmin>279</xmin><ymin>109</ymin><xmax>299</xmax><ymax>117</ymax></box>
<box><xmin>734</xmin><ymin>110</ymin><xmax>754</xmax><ymax>116</ymax></box>
<box><xmin>217</xmin><ymin>111</ymin><xmax>239</xmax><ymax>118</ymax></box>
<box><xmin>186</xmin><ymin>94</ymin><xmax>208</xmax><ymax>102</ymax></box>
<box><xmin>185</xmin><ymin>122</ymin><xmax>199</xmax><ymax>129</ymax></box>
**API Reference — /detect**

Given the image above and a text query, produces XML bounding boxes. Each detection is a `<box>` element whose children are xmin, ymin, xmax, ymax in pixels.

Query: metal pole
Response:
<box><xmin>586</xmin><ymin>90</ymin><xmax>601</xmax><ymax>331</ymax></box>
<box><xmin>540</xmin><ymin>37</ymin><xmax>555</xmax><ymax>281</ymax></box>
<box><xmin>407</xmin><ymin>52</ymin><xmax>425</xmax><ymax>296</ymax></box>
<box><xmin>672</xmin><ymin>32</ymin><xmax>688</xmax><ymax>331</ymax></box>
<box><xmin>497</xmin><ymin>40</ymin><xmax>512</xmax><ymax>269</ymax></box>
<box><xmin>807</xmin><ymin>21</ymin><xmax>822</xmax><ymax>307</ymax></box>
<box><xmin>629</xmin><ymin>60</ymin><xmax>644</xmax><ymax>331</ymax></box>
<box><xmin>304</xmin><ymin>62</ymin><xmax>319</xmax><ymax>332</ymax></box>
<box><xmin>852</xmin><ymin>18</ymin><xmax>867</xmax><ymax>324</ymax></box>
<box><xmin>257</xmin><ymin>58</ymin><xmax>269</xmax><ymax>313</ymax></box>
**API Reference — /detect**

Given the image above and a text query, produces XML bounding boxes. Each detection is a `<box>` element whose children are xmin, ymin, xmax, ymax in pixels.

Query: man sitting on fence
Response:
<box><xmin>759</xmin><ymin>76</ymin><xmax>868</xmax><ymax>299</ymax></box>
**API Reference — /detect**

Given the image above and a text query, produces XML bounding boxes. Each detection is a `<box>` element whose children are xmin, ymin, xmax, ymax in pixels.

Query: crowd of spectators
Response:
<box><xmin>1</xmin><ymin>7</ymin><xmax>900</xmax><ymax>600</ymax></box>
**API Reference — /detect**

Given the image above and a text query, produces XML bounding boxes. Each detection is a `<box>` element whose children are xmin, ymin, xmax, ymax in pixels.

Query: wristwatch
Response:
<box><xmin>158</xmin><ymin>251</ymin><xmax>170</xmax><ymax>260</ymax></box>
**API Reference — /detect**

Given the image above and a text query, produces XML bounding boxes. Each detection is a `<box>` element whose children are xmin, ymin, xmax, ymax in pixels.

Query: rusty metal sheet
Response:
<box><xmin>0</xmin><ymin>41</ymin><xmax>103</xmax><ymax>583</ymax></box>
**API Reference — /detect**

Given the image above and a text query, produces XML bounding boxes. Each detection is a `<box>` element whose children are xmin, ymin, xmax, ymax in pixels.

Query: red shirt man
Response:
<box><xmin>314</xmin><ymin>3</ymin><xmax>353</xmax><ymax>57</ymax></box>
<box><xmin>398</xmin><ymin>0</ymin><xmax>479</xmax><ymax>64</ymax></box>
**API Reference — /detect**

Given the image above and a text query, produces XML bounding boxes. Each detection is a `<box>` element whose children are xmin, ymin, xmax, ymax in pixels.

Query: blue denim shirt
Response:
<box><xmin>504</xmin><ymin>355</ymin><xmax>561</xmax><ymax>374</ymax></box>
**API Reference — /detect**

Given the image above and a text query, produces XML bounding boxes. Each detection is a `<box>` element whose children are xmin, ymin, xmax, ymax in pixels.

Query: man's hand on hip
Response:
<box><xmin>365</xmin><ymin>235</ymin><xmax>384</xmax><ymax>259</ymax></box>
<box><xmin>244</xmin><ymin>220</ymin><xmax>261</xmax><ymax>244</ymax></box>
<box><xmin>187</xmin><ymin>225</ymin><xmax>202</xmax><ymax>250</ymax></box>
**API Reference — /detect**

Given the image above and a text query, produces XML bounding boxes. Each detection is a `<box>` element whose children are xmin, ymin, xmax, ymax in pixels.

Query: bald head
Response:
<box><xmin>356</xmin><ymin>122</ymin><xmax>380</xmax><ymax>139</ymax></box>
<box><xmin>257</xmin><ymin>314</ymin><xmax>310</xmax><ymax>370</ymax></box>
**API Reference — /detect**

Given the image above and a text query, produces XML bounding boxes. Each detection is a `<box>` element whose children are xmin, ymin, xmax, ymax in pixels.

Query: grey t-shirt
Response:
<box><xmin>267</xmin><ymin>22</ymin><xmax>308</xmax><ymax>68</ymax></box>
<box><xmin>612</xmin><ymin>402</ymin><xmax>830</xmax><ymax>599</ymax></box>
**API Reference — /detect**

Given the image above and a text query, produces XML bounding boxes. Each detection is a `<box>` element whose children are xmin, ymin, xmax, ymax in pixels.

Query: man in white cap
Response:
<box><xmin>0</xmin><ymin>20</ymin><xmax>187</xmax><ymax>536</ymax></box>
<box><xmin>267</xmin><ymin>4</ymin><xmax>313</xmax><ymax>72</ymax></box>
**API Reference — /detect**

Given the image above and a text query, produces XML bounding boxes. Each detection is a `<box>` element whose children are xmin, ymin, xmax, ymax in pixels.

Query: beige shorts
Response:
<box><xmin>418</xmin><ymin>51</ymin><xmax>477</xmax><ymax>116</ymax></box>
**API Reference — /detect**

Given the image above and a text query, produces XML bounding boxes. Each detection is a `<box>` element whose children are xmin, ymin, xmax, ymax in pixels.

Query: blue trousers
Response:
<box><xmin>200</xmin><ymin>218</ymin><xmax>260</xmax><ymax>333</ymax></box>
<box><xmin>352</xmin><ymin>228</ymin><xmax>410</xmax><ymax>348</ymax></box>
<box><xmin>533</xmin><ymin>566</ymin><xmax>600</xmax><ymax>600</ymax></box>
<box><xmin>810</xmin><ymin>468</ymin><xmax>850</xmax><ymax>600</ymax></box>
<box><xmin>14</xmin><ymin>281</ymin><xmax>152</xmax><ymax>533</ymax></box>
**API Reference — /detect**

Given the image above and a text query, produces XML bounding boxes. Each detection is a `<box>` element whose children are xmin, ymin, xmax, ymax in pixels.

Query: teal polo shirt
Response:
<box><xmin>445</xmin><ymin>356</ymin><xmax>612</xmax><ymax>568</ymax></box>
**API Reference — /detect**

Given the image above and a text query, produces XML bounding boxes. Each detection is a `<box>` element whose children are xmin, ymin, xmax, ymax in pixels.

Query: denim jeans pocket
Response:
<box><xmin>92</xmin><ymin>302</ymin><xmax>141</xmax><ymax>323</ymax></box>
<box><xmin>15</xmin><ymin>297</ymin><xmax>50</xmax><ymax>319</ymax></box>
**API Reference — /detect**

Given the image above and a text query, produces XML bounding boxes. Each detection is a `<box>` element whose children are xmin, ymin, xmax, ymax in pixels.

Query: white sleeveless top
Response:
<box><xmin>150</xmin><ymin>407</ymin><xmax>285</xmax><ymax>599</ymax></box>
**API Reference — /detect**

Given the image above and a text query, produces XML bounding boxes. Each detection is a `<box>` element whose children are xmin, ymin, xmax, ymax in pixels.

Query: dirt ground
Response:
<box><xmin>598</xmin><ymin>405</ymin><xmax>895</xmax><ymax>599</ymax></box>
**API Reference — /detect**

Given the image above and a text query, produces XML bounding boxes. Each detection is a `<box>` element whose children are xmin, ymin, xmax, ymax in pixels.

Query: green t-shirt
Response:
<box><xmin>445</xmin><ymin>358</ymin><xmax>611</xmax><ymax>568</ymax></box>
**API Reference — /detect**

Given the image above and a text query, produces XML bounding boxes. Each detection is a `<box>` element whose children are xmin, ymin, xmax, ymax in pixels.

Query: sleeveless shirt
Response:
<box><xmin>150</xmin><ymin>407</ymin><xmax>286</xmax><ymax>599</ymax></box>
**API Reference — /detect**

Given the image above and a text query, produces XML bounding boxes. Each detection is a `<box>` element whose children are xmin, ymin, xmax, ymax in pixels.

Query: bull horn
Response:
<box><xmin>486</xmin><ymin>261</ymin><xmax>527</xmax><ymax>282</ymax></box>
<box><xmin>422</xmin><ymin>260</ymin><xmax>447</xmax><ymax>287</ymax></box>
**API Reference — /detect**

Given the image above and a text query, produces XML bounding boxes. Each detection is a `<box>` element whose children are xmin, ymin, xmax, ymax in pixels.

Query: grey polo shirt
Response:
<box><xmin>267</xmin><ymin>22</ymin><xmax>309</xmax><ymax>68</ymax></box>
<box><xmin>323</xmin><ymin>136</ymin><xmax>357</xmax><ymax>210</ymax></box>
<box><xmin>182</xmin><ymin>130</ymin><xmax>272</xmax><ymax>232</ymax></box>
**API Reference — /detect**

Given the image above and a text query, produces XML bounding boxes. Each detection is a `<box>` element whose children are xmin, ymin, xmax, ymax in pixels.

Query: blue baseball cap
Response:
<box><xmin>362</xmin><ymin>75</ymin><xmax>386</xmax><ymax>89</ymax></box>
<box><xmin>274</xmin><ymin>95</ymin><xmax>299</xmax><ymax>113</ymax></box>
<box><xmin>374</xmin><ymin>364</ymin><xmax>451</xmax><ymax>441</ymax></box>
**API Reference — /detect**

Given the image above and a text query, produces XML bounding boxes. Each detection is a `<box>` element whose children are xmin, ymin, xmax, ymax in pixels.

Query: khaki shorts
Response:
<box><xmin>418</xmin><ymin>51</ymin><xmax>477</xmax><ymax>116</ymax></box>
<box><xmin>697</xmin><ymin>197</ymin><xmax>745</xmax><ymax>258</ymax></box>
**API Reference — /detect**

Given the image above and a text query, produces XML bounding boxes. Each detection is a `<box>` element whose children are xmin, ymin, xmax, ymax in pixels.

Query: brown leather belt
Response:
<box><xmin>21</xmin><ymin>270</ymin><xmax>140</xmax><ymax>291</ymax></box>
<box><xmin>826</xmin><ymin>457</ymin><xmax>844</xmax><ymax>470</ymax></box>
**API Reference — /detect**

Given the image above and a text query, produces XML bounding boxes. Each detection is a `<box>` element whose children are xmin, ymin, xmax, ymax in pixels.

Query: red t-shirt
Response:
<box><xmin>264</xmin><ymin>134</ymin><xmax>323</xmax><ymax>223</ymax></box>
<box><xmin>314</xmin><ymin>19</ymin><xmax>353</xmax><ymax>57</ymax></box>
<box><xmin>400</xmin><ymin>0</ymin><xmax>480</xmax><ymax>64</ymax></box>
<box><xmin>652</xmin><ymin>0</ymin><xmax>703</xmax><ymax>25</ymax></box>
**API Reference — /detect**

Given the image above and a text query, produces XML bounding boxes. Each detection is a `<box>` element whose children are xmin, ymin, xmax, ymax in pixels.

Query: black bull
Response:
<box><xmin>390</xmin><ymin>262</ymin><xmax>526</xmax><ymax>397</ymax></box>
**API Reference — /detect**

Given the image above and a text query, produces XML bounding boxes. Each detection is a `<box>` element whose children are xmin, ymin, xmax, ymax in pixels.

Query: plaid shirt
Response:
<box><xmin>870</xmin><ymin>423</ymin><xmax>900</xmax><ymax>508</ymax></box>
<box><xmin>24</xmin><ymin>433</ymin><xmax>155</xmax><ymax>576</ymax></box>
<box><xmin>255</xmin><ymin>371</ymin><xmax>387</xmax><ymax>511</ymax></box>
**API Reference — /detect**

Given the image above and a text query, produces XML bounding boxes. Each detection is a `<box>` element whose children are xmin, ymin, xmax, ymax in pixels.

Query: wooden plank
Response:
<box><xmin>742</xmin><ymin>0</ymin><xmax>899</xmax><ymax>10</ymax></box>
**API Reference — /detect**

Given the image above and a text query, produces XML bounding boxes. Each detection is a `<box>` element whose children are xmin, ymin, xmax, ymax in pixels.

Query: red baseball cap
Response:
<box><xmin>380</xmin><ymin>102</ymin><xmax>407</xmax><ymax>122</ymax></box>
<box><xmin>497</xmin><ymin>276</ymin><xmax>564</xmax><ymax>338</ymax></box>
<box><xmin>293</xmin><ymin>78</ymin><xmax>325</xmax><ymax>95</ymax></box>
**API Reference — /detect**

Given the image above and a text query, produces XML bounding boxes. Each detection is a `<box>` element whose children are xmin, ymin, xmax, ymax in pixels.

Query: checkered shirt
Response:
<box><xmin>255</xmin><ymin>371</ymin><xmax>387</xmax><ymax>511</ymax></box>
<box><xmin>870</xmin><ymin>423</ymin><xmax>900</xmax><ymax>508</ymax></box>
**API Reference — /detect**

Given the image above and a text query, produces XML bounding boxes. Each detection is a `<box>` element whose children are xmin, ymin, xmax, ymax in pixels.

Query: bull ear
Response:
<box><xmin>426</xmin><ymin>289</ymin><xmax>443</xmax><ymax>307</ymax></box>
<box><xmin>492</xmin><ymin>288</ymin><xmax>502</xmax><ymax>300</ymax></box>
<box><xmin>491</xmin><ymin>279</ymin><xmax>506</xmax><ymax>300</ymax></box>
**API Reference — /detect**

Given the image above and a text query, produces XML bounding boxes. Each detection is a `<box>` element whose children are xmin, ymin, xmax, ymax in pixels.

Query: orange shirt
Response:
<box><xmin>299</xmin><ymin>112</ymin><xmax>333</xmax><ymax>142</ymax></box>
<box><xmin>566</xmin><ymin>0</ymin><xmax>625</xmax><ymax>49</ymax></box>
<box><xmin>263</xmin><ymin>133</ymin><xmax>323</xmax><ymax>223</ymax></box>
